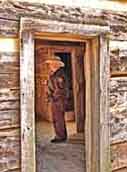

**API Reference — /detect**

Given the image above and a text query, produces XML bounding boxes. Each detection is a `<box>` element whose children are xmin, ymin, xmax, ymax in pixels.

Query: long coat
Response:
<box><xmin>47</xmin><ymin>69</ymin><xmax>67</xmax><ymax>139</ymax></box>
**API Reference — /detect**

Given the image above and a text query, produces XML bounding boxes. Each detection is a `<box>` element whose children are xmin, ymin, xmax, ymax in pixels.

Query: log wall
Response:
<box><xmin>110</xmin><ymin>77</ymin><xmax>127</xmax><ymax>171</ymax></box>
<box><xmin>110</xmin><ymin>41</ymin><xmax>127</xmax><ymax>171</ymax></box>
<box><xmin>0</xmin><ymin>1</ymin><xmax>127</xmax><ymax>172</ymax></box>
<box><xmin>0</xmin><ymin>47</ymin><xmax>20</xmax><ymax>172</ymax></box>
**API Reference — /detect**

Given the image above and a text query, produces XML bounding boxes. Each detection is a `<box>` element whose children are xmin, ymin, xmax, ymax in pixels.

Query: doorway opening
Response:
<box><xmin>20</xmin><ymin>18</ymin><xmax>110</xmax><ymax>172</ymax></box>
<box><xmin>35</xmin><ymin>39</ymin><xmax>86</xmax><ymax>172</ymax></box>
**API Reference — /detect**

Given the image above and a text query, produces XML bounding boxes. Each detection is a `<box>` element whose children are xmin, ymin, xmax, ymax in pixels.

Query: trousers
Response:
<box><xmin>51</xmin><ymin>99</ymin><xmax>67</xmax><ymax>139</ymax></box>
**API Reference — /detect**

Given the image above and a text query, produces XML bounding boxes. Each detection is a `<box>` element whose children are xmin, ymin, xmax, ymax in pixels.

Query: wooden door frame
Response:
<box><xmin>20</xmin><ymin>18</ymin><xmax>110</xmax><ymax>172</ymax></box>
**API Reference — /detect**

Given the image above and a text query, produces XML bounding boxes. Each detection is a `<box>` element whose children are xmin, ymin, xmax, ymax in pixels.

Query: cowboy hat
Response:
<box><xmin>44</xmin><ymin>56</ymin><xmax>65</xmax><ymax>68</ymax></box>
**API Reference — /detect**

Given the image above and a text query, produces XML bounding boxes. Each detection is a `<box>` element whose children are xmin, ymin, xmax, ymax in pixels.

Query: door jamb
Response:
<box><xmin>20</xmin><ymin>17</ymin><xmax>110</xmax><ymax>172</ymax></box>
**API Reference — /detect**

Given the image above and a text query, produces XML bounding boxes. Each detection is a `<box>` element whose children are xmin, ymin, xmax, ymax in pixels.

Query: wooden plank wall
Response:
<box><xmin>0</xmin><ymin>19</ymin><xmax>20</xmax><ymax>171</ymax></box>
<box><xmin>0</xmin><ymin>0</ymin><xmax>127</xmax><ymax>40</ymax></box>
<box><xmin>110</xmin><ymin>41</ymin><xmax>127</xmax><ymax>171</ymax></box>
<box><xmin>0</xmin><ymin>1</ymin><xmax>127</xmax><ymax>172</ymax></box>
<box><xmin>35</xmin><ymin>46</ymin><xmax>50</xmax><ymax>121</ymax></box>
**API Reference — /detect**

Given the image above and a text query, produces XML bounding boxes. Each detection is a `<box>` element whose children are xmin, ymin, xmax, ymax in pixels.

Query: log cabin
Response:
<box><xmin>0</xmin><ymin>0</ymin><xmax>127</xmax><ymax>172</ymax></box>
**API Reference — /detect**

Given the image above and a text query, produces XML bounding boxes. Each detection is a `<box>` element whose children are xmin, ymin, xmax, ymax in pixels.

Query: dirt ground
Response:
<box><xmin>36</xmin><ymin>121</ymin><xmax>85</xmax><ymax>172</ymax></box>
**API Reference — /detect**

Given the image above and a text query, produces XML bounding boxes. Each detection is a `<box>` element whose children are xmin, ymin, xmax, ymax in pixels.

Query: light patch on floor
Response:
<box><xmin>36</xmin><ymin>121</ymin><xmax>85</xmax><ymax>172</ymax></box>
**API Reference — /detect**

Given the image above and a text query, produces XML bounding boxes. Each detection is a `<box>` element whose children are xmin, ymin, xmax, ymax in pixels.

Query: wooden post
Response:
<box><xmin>99</xmin><ymin>35</ymin><xmax>111</xmax><ymax>172</ymax></box>
<box><xmin>71</xmin><ymin>46</ymin><xmax>85</xmax><ymax>133</ymax></box>
<box><xmin>85</xmin><ymin>38</ymin><xmax>100</xmax><ymax>172</ymax></box>
<box><xmin>85</xmin><ymin>36</ymin><xmax>110</xmax><ymax>172</ymax></box>
<box><xmin>20</xmin><ymin>31</ymin><xmax>36</xmax><ymax>172</ymax></box>
<box><xmin>85</xmin><ymin>40</ymin><xmax>92</xmax><ymax>172</ymax></box>
<box><xmin>91</xmin><ymin>37</ymin><xmax>100</xmax><ymax>172</ymax></box>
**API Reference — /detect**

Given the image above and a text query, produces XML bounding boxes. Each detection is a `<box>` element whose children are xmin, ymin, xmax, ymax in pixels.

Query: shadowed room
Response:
<box><xmin>35</xmin><ymin>39</ymin><xmax>86</xmax><ymax>172</ymax></box>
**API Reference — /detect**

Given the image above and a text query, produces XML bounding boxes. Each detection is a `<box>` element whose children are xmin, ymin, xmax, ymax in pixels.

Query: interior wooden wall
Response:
<box><xmin>35</xmin><ymin>45</ymin><xmax>52</xmax><ymax>121</ymax></box>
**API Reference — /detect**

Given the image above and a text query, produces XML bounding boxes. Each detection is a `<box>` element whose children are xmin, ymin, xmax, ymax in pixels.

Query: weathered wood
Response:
<box><xmin>0</xmin><ymin>52</ymin><xmax>19</xmax><ymax>63</ymax></box>
<box><xmin>35</xmin><ymin>46</ymin><xmax>51</xmax><ymax>121</ymax></box>
<box><xmin>20</xmin><ymin>31</ymin><xmax>36</xmax><ymax>172</ymax></box>
<box><xmin>0</xmin><ymin>62</ymin><xmax>19</xmax><ymax>74</ymax></box>
<box><xmin>0</xmin><ymin>73</ymin><xmax>19</xmax><ymax>89</ymax></box>
<box><xmin>0</xmin><ymin>29</ymin><xmax>20</xmax><ymax>172</ymax></box>
<box><xmin>85</xmin><ymin>40</ymin><xmax>92</xmax><ymax>172</ymax></box>
<box><xmin>21</xmin><ymin>18</ymin><xmax>110</xmax><ymax>37</ymax></box>
<box><xmin>71</xmin><ymin>46</ymin><xmax>85</xmax><ymax>132</ymax></box>
<box><xmin>0</xmin><ymin>110</ymin><xmax>19</xmax><ymax>129</ymax></box>
<box><xmin>0</xmin><ymin>1</ymin><xmax>126</xmax><ymax>172</ymax></box>
<box><xmin>85</xmin><ymin>36</ymin><xmax>110</xmax><ymax>172</ymax></box>
<box><xmin>111</xmin><ymin>142</ymin><xmax>127</xmax><ymax>171</ymax></box>
<box><xmin>0</xmin><ymin>128</ymin><xmax>19</xmax><ymax>136</ymax></box>
<box><xmin>110</xmin><ymin>41</ymin><xmax>127</xmax><ymax>74</ymax></box>
<box><xmin>0</xmin><ymin>88</ymin><xmax>19</xmax><ymax>101</ymax></box>
<box><xmin>0</xmin><ymin>18</ymin><xmax>18</xmax><ymax>37</ymax></box>
<box><xmin>110</xmin><ymin>25</ymin><xmax>127</xmax><ymax>41</ymax></box>
<box><xmin>0</xmin><ymin>1</ymin><xmax>127</xmax><ymax>40</ymax></box>
<box><xmin>90</xmin><ymin>37</ymin><xmax>100</xmax><ymax>172</ymax></box>
<box><xmin>0</xmin><ymin>129</ymin><xmax>20</xmax><ymax>172</ymax></box>
<box><xmin>0</xmin><ymin>0</ymin><xmax>125</xmax><ymax>25</ymax></box>
<box><xmin>100</xmin><ymin>36</ymin><xmax>111</xmax><ymax>172</ymax></box>
<box><xmin>85</xmin><ymin>38</ymin><xmax>100</xmax><ymax>172</ymax></box>
<box><xmin>0</xmin><ymin>100</ymin><xmax>19</xmax><ymax>111</ymax></box>
<box><xmin>20</xmin><ymin>17</ymin><xmax>110</xmax><ymax>172</ymax></box>
<box><xmin>110</xmin><ymin>77</ymin><xmax>127</xmax><ymax>144</ymax></box>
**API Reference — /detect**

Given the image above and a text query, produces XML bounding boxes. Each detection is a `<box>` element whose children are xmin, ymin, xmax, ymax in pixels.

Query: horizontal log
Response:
<box><xmin>0</xmin><ymin>1</ymin><xmax>126</xmax><ymax>26</ymax></box>
<box><xmin>110</xmin><ymin>43</ymin><xmax>127</xmax><ymax>74</ymax></box>
<box><xmin>0</xmin><ymin>88</ymin><xmax>19</xmax><ymax>101</ymax></box>
<box><xmin>0</xmin><ymin>52</ymin><xmax>19</xmax><ymax>63</ymax></box>
<box><xmin>0</xmin><ymin>1</ymin><xmax>127</xmax><ymax>40</ymax></box>
<box><xmin>110</xmin><ymin>25</ymin><xmax>127</xmax><ymax>41</ymax></box>
<box><xmin>0</xmin><ymin>73</ymin><xmax>19</xmax><ymax>89</ymax></box>
<box><xmin>22</xmin><ymin>18</ymin><xmax>110</xmax><ymax>36</ymax></box>
<box><xmin>0</xmin><ymin>128</ymin><xmax>20</xmax><ymax>136</ymax></box>
<box><xmin>0</xmin><ymin>129</ymin><xmax>20</xmax><ymax>172</ymax></box>
<box><xmin>0</xmin><ymin>18</ymin><xmax>18</xmax><ymax>37</ymax></box>
<box><xmin>110</xmin><ymin>77</ymin><xmax>127</xmax><ymax>93</ymax></box>
<box><xmin>110</xmin><ymin>78</ymin><xmax>127</xmax><ymax>142</ymax></box>
<box><xmin>0</xmin><ymin>110</ymin><xmax>19</xmax><ymax>129</ymax></box>
<box><xmin>111</xmin><ymin>141</ymin><xmax>127</xmax><ymax>171</ymax></box>
<box><xmin>0</xmin><ymin>62</ymin><xmax>19</xmax><ymax>74</ymax></box>
<box><xmin>0</xmin><ymin>100</ymin><xmax>19</xmax><ymax>111</ymax></box>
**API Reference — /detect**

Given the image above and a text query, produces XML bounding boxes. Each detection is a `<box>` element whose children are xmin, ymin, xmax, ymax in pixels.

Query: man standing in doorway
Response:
<box><xmin>46</xmin><ymin>56</ymin><xmax>67</xmax><ymax>143</ymax></box>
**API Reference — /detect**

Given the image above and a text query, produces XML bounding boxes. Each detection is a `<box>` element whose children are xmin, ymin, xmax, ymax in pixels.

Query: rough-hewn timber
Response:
<box><xmin>0</xmin><ymin>1</ymin><xmax>127</xmax><ymax>40</ymax></box>
<box><xmin>0</xmin><ymin>128</ymin><xmax>20</xmax><ymax>172</ymax></box>
<box><xmin>20</xmin><ymin>31</ymin><xmax>36</xmax><ymax>172</ymax></box>
<box><xmin>0</xmin><ymin>1</ymin><xmax>127</xmax><ymax>172</ymax></box>
<box><xmin>111</xmin><ymin>141</ymin><xmax>127</xmax><ymax>171</ymax></box>
<box><xmin>0</xmin><ymin>39</ymin><xmax>20</xmax><ymax>171</ymax></box>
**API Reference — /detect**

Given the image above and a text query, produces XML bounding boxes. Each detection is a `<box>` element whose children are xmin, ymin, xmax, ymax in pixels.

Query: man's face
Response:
<box><xmin>49</xmin><ymin>64</ymin><xmax>60</xmax><ymax>75</ymax></box>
